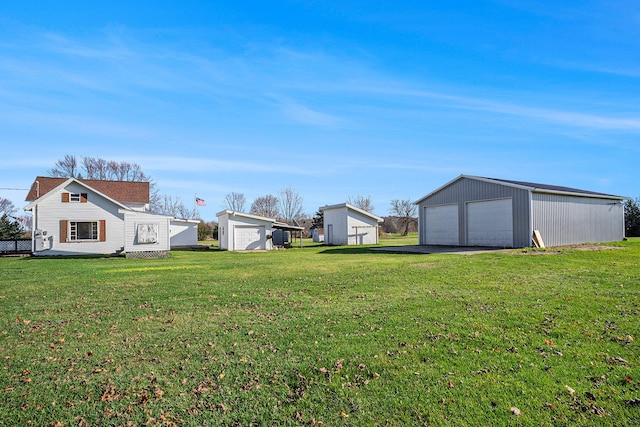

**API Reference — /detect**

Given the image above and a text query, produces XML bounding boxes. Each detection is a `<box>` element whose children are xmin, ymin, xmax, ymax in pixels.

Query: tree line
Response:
<box><xmin>4</xmin><ymin>154</ymin><xmax>639</xmax><ymax>240</ymax></box>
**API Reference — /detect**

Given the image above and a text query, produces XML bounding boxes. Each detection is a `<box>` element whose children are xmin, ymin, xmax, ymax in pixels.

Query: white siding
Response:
<box><xmin>323</xmin><ymin>207</ymin><xmax>348</xmax><ymax>245</ymax></box>
<box><xmin>346</xmin><ymin>210</ymin><xmax>379</xmax><ymax>245</ymax></box>
<box><xmin>216</xmin><ymin>211</ymin><xmax>273</xmax><ymax>251</ymax></box>
<box><xmin>170</xmin><ymin>219</ymin><xmax>199</xmax><ymax>247</ymax></box>
<box><xmin>322</xmin><ymin>204</ymin><xmax>381</xmax><ymax>245</ymax></box>
<box><xmin>32</xmin><ymin>182</ymin><xmax>126</xmax><ymax>256</ymax></box>
<box><xmin>218</xmin><ymin>215</ymin><xmax>230</xmax><ymax>250</ymax></box>
<box><xmin>123</xmin><ymin>211</ymin><xmax>171</xmax><ymax>253</ymax></box>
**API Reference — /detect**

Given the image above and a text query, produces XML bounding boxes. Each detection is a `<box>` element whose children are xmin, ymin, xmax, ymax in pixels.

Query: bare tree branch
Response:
<box><xmin>223</xmin><ymin>192</ymin><xmax>247</xmax><ymax>212</ymax></box>
<box><xmin>389</xmin><ymin>199</ymin><xmax>417</xmax><ymax>236</ymax></box>
<box><xmin>347</xmin><ymin>195</ymin><xmax>374</xmax><ymax>213</ymax></box>
<box><xmin>279</xmin><ymin>187</ymin><xmax>304</xmax><ymax>223</ymax></box>
<box><xmin>250</xmin><ymin>194</ymin><xmax>279</xmax><ymax>218</ymax></box>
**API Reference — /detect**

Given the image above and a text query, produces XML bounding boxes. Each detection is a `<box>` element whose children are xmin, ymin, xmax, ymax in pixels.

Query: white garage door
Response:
<box><xmin>234</xmin><ymin>226</ymin><xmax>265</xmax><ymax>250</ymax></box>
<box><xmin>467</xmin><ymin>199</ymin><xmax>513</xmax><ymax>247</ymax></box>
<box><xmin>424</xmin><ymin>204</ymin><xmax>459</xmax><ymax>245</ymax></box>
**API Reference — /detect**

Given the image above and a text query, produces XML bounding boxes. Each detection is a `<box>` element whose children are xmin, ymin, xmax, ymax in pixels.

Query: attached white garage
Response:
<box><xmin>424</xmin><ymin>204</ymin><xmax>458</xmax><ymax>245</ymax></box>
<box><xmin>466</xmin><ymin>198</ymin><xmax>513</xmax><ymax>247</ymax></box>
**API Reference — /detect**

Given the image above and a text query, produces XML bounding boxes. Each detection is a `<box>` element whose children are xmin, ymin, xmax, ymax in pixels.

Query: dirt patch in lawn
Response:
<box><xmin>517</xmin><ymin>244</ymin><xmax>625</xmax><ymax>255</ymax></box>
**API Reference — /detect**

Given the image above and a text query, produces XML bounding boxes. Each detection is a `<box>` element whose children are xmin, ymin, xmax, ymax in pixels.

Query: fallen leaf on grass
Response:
<box><xmin>565</xmin><ymin>385</ymin><xmax>575</xmax><ymax>395</ymax></box>
<box><xmin>101</xmin><ymin>385</ymin><xmax>120</xmax><ymax>402</ymax></box>
<box><xmin>510</xmin><ymin>406</ymin><xmax>521</xmax><ymax>416</ymax></box>
<box><xmin>606</xmin><ymin>355</ymin><xmax>629</xmax><ymax>365</ymax></box>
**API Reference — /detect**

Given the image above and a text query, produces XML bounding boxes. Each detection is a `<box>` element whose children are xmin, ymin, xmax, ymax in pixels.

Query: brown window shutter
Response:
<box><xmin>60</xmin><ymin>220</ymin><xmax>68</xmax><ymax>242</ymax></box>
<box><xmin>99</xmin><ymin>220</ymin><xmax>106</xmax><ymax>242</ymax></box>
<box><xmin>81</xmin><ymin>193</ymin><xmax>88</xmax><ymax>203</ymax></box>
<box><xmin>61</xmin><ymin>193</ymin><xmax>70</xmax><ymax>203</ymax></box>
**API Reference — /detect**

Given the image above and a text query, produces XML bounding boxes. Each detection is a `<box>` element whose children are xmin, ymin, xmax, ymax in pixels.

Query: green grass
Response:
<box><xmin>1</xmin><ymin>236</ymin><xmax>639</xmax><ymax>426</ymax></box>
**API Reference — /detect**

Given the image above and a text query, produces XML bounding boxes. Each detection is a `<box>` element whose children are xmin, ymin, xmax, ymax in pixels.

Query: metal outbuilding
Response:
<box><xmin>216</xmin><ymin>211</ymin><xmax>304</xmax><ymax>251</ymax></box>
<box><xmin>415</xmin><ymin>175</ymin><xmax>627</xmax><ymax>248</ymax></box>
<box><xmin>320</xmin><ymin>203</ymin><xmax>383</xmax><ymax>245</ymax></box>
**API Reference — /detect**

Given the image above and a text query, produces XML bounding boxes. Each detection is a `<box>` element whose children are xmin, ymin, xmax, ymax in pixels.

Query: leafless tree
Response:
<box><xmin>154</xmin><ymin>194</ymin><xmax>183</xmax><ymax>217</ymax></box>
<box><xmin>49</xmin><ymin>155</ymin><xmax>161</xmax><ymax>211</ymax></box>
<box><xmin>279</xmin><ymin>187</ymin><xmax>304</xmax><ymax>223</ymax></box>
<box><xmin>348</xmin><ymin>195</ymin><xmax>375</xmax><ymax>213</ymax></box>
<box><xmin>151</xmin><ymin>194</ymin><xmax>200</xmax><ymax>219</ymax></box>
<box><xmin>389</xmin><ymin>199</ymin><xmax>417</xmax><ymax>236</ymax></box>
<box><xmin>48</xmin><ymin>154</ymin><xmax>79</xmax><ymax>178</ymax></box>
<box><xmin>223</xmin><ymin>192</ymin><xmax>247</xmax><ymax>212</ymax></box>
<box><xmin>250</xmin><ymin>194</ymin><xmax>279</xmax><ymax>218</ymax></box>
<box><xmin>0</xmin><ymin>198</ymin><xmax>16</xmax><ymax>216</ymax></box>
<box><xmin>177</xmin><ymin>204</ymin><xmax>199</xmax><ymax>220</ymax></box>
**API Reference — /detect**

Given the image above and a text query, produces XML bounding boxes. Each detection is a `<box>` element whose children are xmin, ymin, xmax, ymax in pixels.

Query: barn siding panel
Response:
<box><xmin>418</xmin><ymin>177</ymin><xmax>531</xmax><ymax>247</ymax></box>
<box><xmin>532</xmin><ymin>193</ymin><xmax>624</xmax><ymax>246</ymax></box>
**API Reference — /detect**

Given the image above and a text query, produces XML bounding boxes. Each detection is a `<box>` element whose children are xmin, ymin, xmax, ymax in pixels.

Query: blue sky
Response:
<box><xmin>1</xmin><ymin>1</ymin><xmax>639</xmax><ymax>220</ymax></box>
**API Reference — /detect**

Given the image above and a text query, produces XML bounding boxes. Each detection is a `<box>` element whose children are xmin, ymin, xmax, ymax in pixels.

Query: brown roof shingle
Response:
<box><xmin>26</xmin><ymin>176</ymin><xmax>150</xmax><ymax>204</ymax></box>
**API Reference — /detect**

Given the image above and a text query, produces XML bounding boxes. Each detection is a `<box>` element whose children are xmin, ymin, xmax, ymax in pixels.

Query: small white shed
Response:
<box><xmin>216</xmin><ymin>210</ymin><xmax>276</xmax><ymax>251</ymax></box>
<box><xmin>320</xmin><ymin>203</ymin><xmax>383</xmax><ymax>245</ymax></box>
<box><xmin>170</xmin><ymin>218</ymin><xmax>199</xmax><ymax>247</ymax></box>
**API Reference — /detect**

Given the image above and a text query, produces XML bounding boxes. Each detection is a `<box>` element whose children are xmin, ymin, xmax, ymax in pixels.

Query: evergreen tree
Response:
<box><xmin>625</xmin><ymin>197</ymin><xmax>640</xmax><ymax>237</ymax></box>
<box><xmin>0</xmin><ymin>214</ymin><xmax>22</xmax><ymax>240</ymax></box>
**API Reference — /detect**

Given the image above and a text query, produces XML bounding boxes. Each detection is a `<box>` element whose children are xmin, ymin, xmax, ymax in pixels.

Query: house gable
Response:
<box><xmin>26</xmin><ymin>176</ymin><xmax>150</xmax><ymax>207</ymax></box>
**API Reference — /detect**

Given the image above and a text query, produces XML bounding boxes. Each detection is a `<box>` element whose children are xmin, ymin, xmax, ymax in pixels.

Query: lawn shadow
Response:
<box><xmin>318</xmin><ymin>246</ymin><xmax>379</xmax><ymax>255</ymax></box>
<box><xmin>318</xmin><ymin>245</ymin><xmax>425</xmax><ymax>255</ymax></box>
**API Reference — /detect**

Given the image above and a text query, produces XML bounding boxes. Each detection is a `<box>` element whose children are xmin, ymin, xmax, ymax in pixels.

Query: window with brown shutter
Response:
<box><xmin>99</xmin><ymin>220</ymin><xmax>106</xmax><ymax>242</ymax></box>
<box><xmin>61</xmin><ymin>193</ymin><xmax>70</xmax><ymax>203</ymax></box>
<box><xmin>60</xmin><ymin>220</ymin><xmax>68</xmax><ymax>242</ymax></box>
<box><xmin>81</xmin><ymin>193</ymin><xmax>88</xmax><ymax>203</ymax></box>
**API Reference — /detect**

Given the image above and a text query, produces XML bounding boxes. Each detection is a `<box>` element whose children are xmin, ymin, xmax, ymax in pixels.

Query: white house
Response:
<box><xmin>24</xmin><ymin>176</ymin><xmax>188</xmax><ymax>257</ymax></box>
<box><xmin>320</xmin><ymin>203</ymin><xmax>383</xmax><ymax>245</ymax></box>
<box><xmin>217</xmin><ymin>210</ymin><xmax>277</xmax><ymax>251</ymax></box>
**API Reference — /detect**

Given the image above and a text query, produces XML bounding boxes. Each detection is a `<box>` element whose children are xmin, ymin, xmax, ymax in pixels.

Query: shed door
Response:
<box><xmin>234</xmin><ymin>226</ymin><xmax>265</xmax><ymax>250</ymax></box>
<box><xmin>467</xmin><ymin>199</ymin><xmax>513</xmax><ymax>247</ymax></box>
<box><xmin>424</xmin><ymin>204</ymin><xmax>459</xmax><ymax>245</ymax></box>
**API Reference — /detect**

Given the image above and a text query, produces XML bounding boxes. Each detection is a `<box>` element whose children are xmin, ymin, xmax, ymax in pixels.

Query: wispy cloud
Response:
<box><xmin>346</xmin><ymin>84</ymin><xmax>640</xmax><ymax>132</ymax></box>
<box><xmin>267</xmin><ymin>95</ymin><xmax>343</xmax><ymax>128</ymax></box>
<box><xmin>133</xmin><ymin>156</ymin><xmax>324</xmax><ymax>177</ymax></box>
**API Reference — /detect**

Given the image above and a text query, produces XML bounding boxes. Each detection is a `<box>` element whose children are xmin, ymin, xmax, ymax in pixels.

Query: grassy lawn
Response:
<box><xmin>1</xmin><ymin>236</ymin><xmax>638</xmax><ymax>426</ymax></box>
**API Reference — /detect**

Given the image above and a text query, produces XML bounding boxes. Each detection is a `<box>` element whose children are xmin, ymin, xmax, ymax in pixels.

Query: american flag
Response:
<box><xmin>195</xmin><ymin>197</ymin><xmax>206</xmax><ymax>206</ymax></box>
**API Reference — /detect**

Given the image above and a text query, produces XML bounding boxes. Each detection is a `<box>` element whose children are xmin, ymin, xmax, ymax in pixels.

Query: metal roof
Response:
<box><xmin>478</xmin><ymin>176</ymin><xmax>624</xmax><ymax>199</ymax></box>
<box><xmin>415</xmin><ymin>174</ymin><xmax>627</xmax><ymax>204</ymax></box>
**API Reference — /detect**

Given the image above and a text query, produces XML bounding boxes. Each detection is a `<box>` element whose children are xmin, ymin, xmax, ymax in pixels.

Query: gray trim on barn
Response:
<box><xmin>416</xmin><ymin>175</ymin><xmax>627</xmax><ymax>248</ymax></box>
